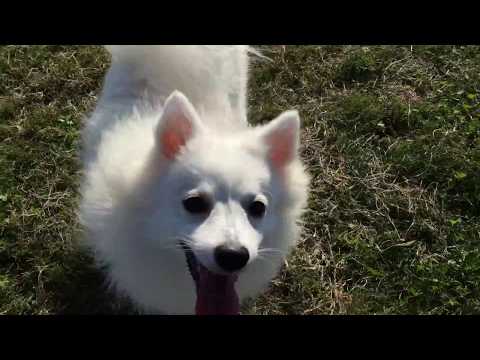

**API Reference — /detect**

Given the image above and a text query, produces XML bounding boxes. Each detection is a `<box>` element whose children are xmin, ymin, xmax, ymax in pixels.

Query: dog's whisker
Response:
<box><xmin>258</xmin><ymin>248</ymin><xmax>286</xmax><ymax>257</ymax></box>
<box><xmin>157</xmin><ymin>243</ymin><xmax>183</xmax><ymax>252</ymax></box>
<box><xmin>256</xmin><ymin>254</ymin><xmax>278</xmax><ymax>267</ymax></box>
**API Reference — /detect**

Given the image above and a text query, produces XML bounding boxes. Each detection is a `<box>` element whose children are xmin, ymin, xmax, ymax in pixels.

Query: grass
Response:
<box><xmin>1</xmin><ymin>45</ymin><xmax>480</xmax><ymax>314</ymax></box>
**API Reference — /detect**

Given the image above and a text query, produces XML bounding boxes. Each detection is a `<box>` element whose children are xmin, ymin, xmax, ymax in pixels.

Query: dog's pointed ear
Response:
<box><xmin>259</xmin><ymin>110</ymin><xmax>301</xmax><ymax>170</ymax></box>
<box><xmin>156</xmin><ymin>91</ymin><xmax>202</xmax><ymax>160</ymax></box>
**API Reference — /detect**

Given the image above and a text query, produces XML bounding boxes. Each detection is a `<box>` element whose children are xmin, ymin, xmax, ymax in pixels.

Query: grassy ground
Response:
<box><xmin>1</xmin><ymin>45</ymin><xmax>479</xmax><ymax>314</ymax></box>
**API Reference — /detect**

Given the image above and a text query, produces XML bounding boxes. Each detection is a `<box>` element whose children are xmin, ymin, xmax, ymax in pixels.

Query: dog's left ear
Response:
<box><xmin>259</xmin><ymin>110</ymin><xmax>300</xmax><ymax>170</ymax></box>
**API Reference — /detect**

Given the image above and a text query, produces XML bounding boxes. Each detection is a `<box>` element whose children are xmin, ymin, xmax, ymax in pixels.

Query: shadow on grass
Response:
<box><xmin>46</xmin><ymin>248</ymin><xmax>137</xmax><ymax>315</ymax></box>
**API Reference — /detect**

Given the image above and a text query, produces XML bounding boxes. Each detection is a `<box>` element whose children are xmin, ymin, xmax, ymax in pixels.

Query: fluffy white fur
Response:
<box><xmin>79</xmin><ymin>45</ymin><xmax>309</xmax><ymax>314</ymax></box>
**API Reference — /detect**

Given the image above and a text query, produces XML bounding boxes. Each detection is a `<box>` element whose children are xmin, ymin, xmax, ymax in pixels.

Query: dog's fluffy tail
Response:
<box><xmin>103</xmin><ymin>45</ymin><xmax>251</xmax><ymax>115</ymax></box>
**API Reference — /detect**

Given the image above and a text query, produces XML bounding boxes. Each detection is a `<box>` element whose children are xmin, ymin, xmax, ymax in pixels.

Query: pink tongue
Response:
<box><xmin>195</xmin><ymin>265</ymin><xmax>240</xmax><ymax>315</ymax></box>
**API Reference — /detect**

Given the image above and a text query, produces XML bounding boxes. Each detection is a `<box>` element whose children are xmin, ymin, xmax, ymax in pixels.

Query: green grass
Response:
<box><xmin>1</xmin><ymin>45</ymin><xmax>480</xmax><ymax>314</ymax></box>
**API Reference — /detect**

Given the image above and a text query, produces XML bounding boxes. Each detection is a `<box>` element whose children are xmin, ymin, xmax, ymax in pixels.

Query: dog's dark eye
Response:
<box><xmin>183</xmin><ymin>196</ymin><xmax>211</xmax><ymax>214</ymax></box>
<box><xmin>248</xmin><ymin>200</ymin><xmax>267</xmax><ymax>218</ymax></box>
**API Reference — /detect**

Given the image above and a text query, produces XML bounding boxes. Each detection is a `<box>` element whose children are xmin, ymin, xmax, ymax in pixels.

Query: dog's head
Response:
<box><xmin>139</xmin><ymin>91</ymin><xmax>309</xmax><ymax>314</ymax></box>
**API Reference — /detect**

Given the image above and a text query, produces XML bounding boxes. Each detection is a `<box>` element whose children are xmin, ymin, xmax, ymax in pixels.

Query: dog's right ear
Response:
<box><xmin>156</xmin><ymin>91</ymin><xmax>203</xmax><ymax>160</ymax></box>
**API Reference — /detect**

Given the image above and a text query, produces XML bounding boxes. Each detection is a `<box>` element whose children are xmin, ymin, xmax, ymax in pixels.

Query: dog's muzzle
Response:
<box><xmin>181</xmin><ymin>242</ymin><xmax>240</xmax><ymax>315</ymax></box>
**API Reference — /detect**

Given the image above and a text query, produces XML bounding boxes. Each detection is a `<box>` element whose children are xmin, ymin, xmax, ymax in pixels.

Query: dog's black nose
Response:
<box><xmin>214</xmin><ymin>245</ymin><xmax>249</xmax><ymax>272</ymax></box>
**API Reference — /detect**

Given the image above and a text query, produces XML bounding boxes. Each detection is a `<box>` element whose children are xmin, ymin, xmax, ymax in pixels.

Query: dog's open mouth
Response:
<box><xmin>181</xmin><ymin>243</ymin><xmax>240</xmax><ymax>315</ymax></box>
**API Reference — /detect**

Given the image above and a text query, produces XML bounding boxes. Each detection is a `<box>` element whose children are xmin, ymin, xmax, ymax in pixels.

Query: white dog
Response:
<box><xmin>79</xmin><ymin>46</ymin><xmax>309</xmax><ymax>314</ymax></box>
